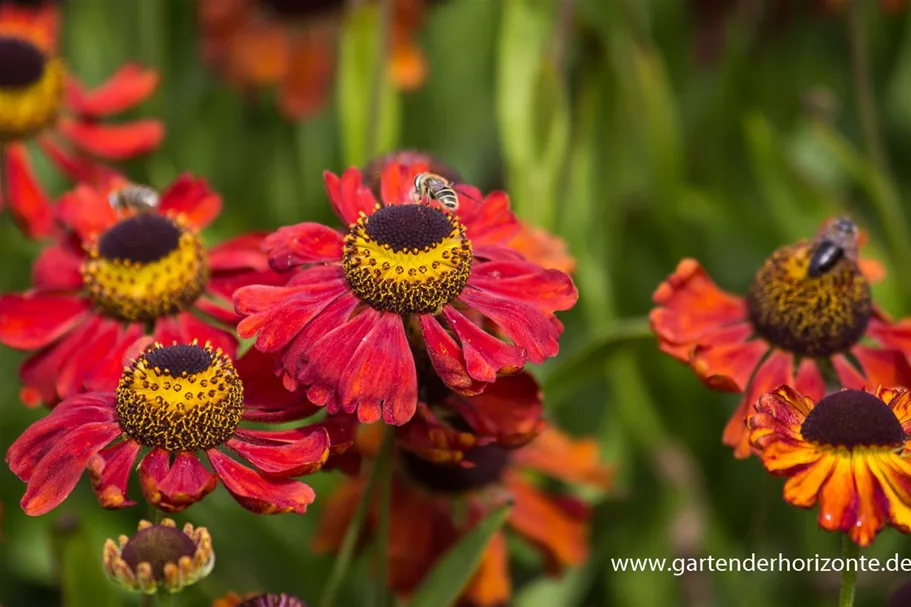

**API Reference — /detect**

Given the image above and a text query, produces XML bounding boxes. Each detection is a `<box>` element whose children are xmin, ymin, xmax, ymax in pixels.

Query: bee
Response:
<box><xmin>109</xmin><ymin>184</ymin><xmax>160</xmax><ymax>214</ymax></box>
<box><xmin>411</xmin><ymin>172</ymin><xmax>479</xmax><ymax>212</ymax></box>
<box><xmin>808</xmin><ymin>216</ymin><xmax>859</xmax><ymax>277</ymax></box>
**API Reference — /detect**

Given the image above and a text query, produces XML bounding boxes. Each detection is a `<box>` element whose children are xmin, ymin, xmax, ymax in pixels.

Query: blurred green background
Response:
<box><xmin>4</xmin><ymin>0</ymin><xmax>911</xmax><ymax>605</ymax></box>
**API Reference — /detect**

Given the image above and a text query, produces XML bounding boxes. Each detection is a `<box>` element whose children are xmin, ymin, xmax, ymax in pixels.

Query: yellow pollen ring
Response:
<box><xmin>0</xmin><ymin>52</ymin><xmax>64</xmax><ymax>141</ymax></box>
<box><xmin>746</xmin><ymin>241</ymin><xmax>872</xmax><ymax>358</ymax></box>
<box><xmin>342</xmin><ymin>207</ymin><xmax>473</xmax><ymax>316</ymax></box>
<box><xmin>116</xmin><ymin>341</ymin><xmax>244</xmax><ymax>453</ymax></box>
<box><xmin>81</xmin><ymin>214</ymin><xmax>209</xmax><ymax>323</ymax></box>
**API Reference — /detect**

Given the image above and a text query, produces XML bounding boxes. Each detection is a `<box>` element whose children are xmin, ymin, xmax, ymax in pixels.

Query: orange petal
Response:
<box><xmin>66</xmin><ymin>65</ymin><xmax>159</xmax><ymax>117</ymax></box>
<box><xmin>650</xmin><ymin>259</ymin><xmax>748</xmax><ymax>362</ymax></box>
<box><xmin>511</xmin><ymin>428</ymin><xmax>613</xmax><ymax>490</ymax></box>
<box><xmin>851</xmin><ymin>345</ymin><xmax>911</xmax><ymax>391</ymax></box>
<box><xmin>782</xmin><ymin>454</ymin><xmax>837</xmax><ymax>508</ymax></box>
<box><xmin>506</xmin><ymin>221</ymin><xmax>576</xmax><ymax>274</ymax></box>
<box><xmin>462</xmin><ymin>530</ymin><xmax>511</xmax><ymax>607</ymax></box>
<box><xmin>279</xmin><ymin>34</ymin><xmax>335</xmax><ymax>119</ymax></box>
<box><xmin>816</xmin><ymin>454</ymin><xmax>857</xmax><ymax>532</ymax></box>
<box><xmin>724</xmin><ymin>349</ymin><xmax>793</xmax><ymax>458</ymax></box>
<box><xmin>759</xmin><ymin>440</ymin><xmax>823</xmax><ymax>475</ymax></box>
<box><xmin>227</xmin><ymin>20</ymin><xmax>288</xmax><ymax>85</ymax></box>
<box><xmin>848</xmin><ymin>454</ymin><xmax>889</xmax><ymax>546</ymax></box>
<box><xmin>690</xmin><ymin>329</ymin><xmax>768</xmax><ymax>393</ymax></box>
<box><xmin>388</xmin><ymin>40</ymin><xmax>427</xmax><ymax>91</ymax></box>
<box><xmin>870</xmin><ymin>453</ymin><xmax>911</xmax><ymax>534</ymax></box>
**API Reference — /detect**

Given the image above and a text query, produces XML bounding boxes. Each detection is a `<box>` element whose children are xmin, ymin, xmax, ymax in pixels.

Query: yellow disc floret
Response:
<box><xmin>342</xmin><ymin>203</ymin><xmax>472</xmax><ymax>315</ymax></box>
<box><xmin>746</xmin><ymin>240</ymin><xmax>871</xmax><ymax>358</ymax></box>
<box><xmin>116</xmin><ymin>342</ymin><xmax>244</xmax><ymax>453</ymax></box>
<box><xmin>82</xmin><ymin>213</ymin><xmax>209</xmax><ymax>322</ymax></box>
<box><xmin>0</xmin><ymin>36</ymin><xmax>64</xmax><ymax>141</ymax></box>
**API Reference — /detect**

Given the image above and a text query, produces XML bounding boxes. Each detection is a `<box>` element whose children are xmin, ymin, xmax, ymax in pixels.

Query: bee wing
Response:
<box><xmin>453</xmin><ymin>184</ymin><xmax>483</xmax><ymax>204</ymax></box>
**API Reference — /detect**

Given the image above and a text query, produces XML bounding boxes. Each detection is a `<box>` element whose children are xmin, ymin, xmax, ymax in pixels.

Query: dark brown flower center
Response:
<box><xmin>746</xmin><ymin>241</ymin><xmax>872</xmax><ymax>358</ymax></box>
<box><xmin>98</xmin><ymin>214</ymin><xmax>181</xmax><ymax>264</ymax></box>
<box><xmin>404</xmin><ymin>444</ymin><xmax>510</xmax><ymax>493</ymax></box>
<box><xmin>801</xmin><ymin>389</ymin><xmax>905</xmax><ymax>448</ymax></box>
<box><xmin>0</xmin><ymin>37</ymin><xmax>46</xmax><ymax>88</ymax></box>
<box><xmin>116</xmin><ymin>343</ymin><xmax>244</xmax><ymax>453</ymax></box>
<box><xmin>258</xmin><ymin>0</ymin><xmax>339</xmax><ymax>17</ymax></box>
<box><xmin>239</xmin><ymin>594</ymin><xmax>307</xmax><ymax>607</ymax></box>
<box><xmin>120</xmin><ymin>525</ymin><xmax>197</xmax><ymax>581</ymax></box>
<box><xmin>342</xmin><ymin>204</ymin><xmax>472</xmax><ymax>315</ymax></box>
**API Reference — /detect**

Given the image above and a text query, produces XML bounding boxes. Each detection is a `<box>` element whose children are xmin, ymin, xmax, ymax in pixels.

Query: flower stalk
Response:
<box><xmin>838</xmin><ymin>534</ymin><xmax>859</xmax><ymax>607</ymax></box>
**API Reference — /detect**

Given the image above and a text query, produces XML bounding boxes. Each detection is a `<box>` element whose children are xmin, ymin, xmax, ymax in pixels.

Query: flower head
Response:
<box><xmin>197</xmin><ymin>0</ymin><xmax>433</xmax><ymax>120</ymax></box>
<box><xmin>651</xmin><ymin>216</ymin><xmax>911</xmax><ymax>457</ymax></box>
<box><xmin>748</xmin><ymin>385</ymin><xmax>911</xmax><ymax>546</ymax></box>
<box><xmin>103</xmin><ymin>518</ymin><xmax>214</xmax><ymax>594</ymax></box>
<box><xmin>0</xmin><ymin>175</ymin><xmax>284</xmax><ymax>408</ymax></box>
<box><xmin>5</xmin><ymin>342</ymin><xmax>354</xmax><ymax>516</ymax></box>
<box><xmin>0</xmin><ymin>1</ymin><xmax>162</xmax><ymax>237</ymax></box>
<box><xmin>315</xmin><ymin>376</ymin><xmax>612</xmax><ymax>606</ymax></box>
<box><xmin>234</xmin><ymin>162</ymin><xmax>577</xmax><ymax>425</ymax></box>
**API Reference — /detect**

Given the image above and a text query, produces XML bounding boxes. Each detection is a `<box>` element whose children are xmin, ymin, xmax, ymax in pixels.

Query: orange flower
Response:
<box><xmin>651</xmin><ymin>217</ymin><xmax>911</xmax><ymax>458</ymax></box>
<box><xmin>749</xmin><ymin>385</ymin><xmax>911</xmax><ymax>547</ymax></box>
<box><xmin>0</xmin><ymin>1</ymin><xmax>162</xmax><ymax>238</ymax></box>
<box><xmin>198</xmin><ymin>0</ymin><xmax>432</xmax><ymax>120</ymax></box>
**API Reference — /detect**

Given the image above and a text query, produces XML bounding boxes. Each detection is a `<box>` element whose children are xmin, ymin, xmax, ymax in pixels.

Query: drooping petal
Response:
<box><xmin>511</xmin><ymin>428</ymin><xmax>613</xmax><ymax>489</ymax></box>
<box><xmin>82</xmin><ymin>322</ymin><xmax>145</xmax><ymax>393</ymax></box>
<box><xmin>236</xmin><ymin>346</ymin><xmax>318</xmax><ymax>414</ymax></box>
<box><xmin>841</xmin><ymin>454</ymin><xmax>887</xmax><ymax>546</ymax></box>
<box><xmin>87</xmin><ymin>440</ymin><xmax>141</xmax><ymax>509</ymax></box>
<box><xmin>442</xmin><ymin>306</ymin><xmax>526</xmax><ymax>382</ymax></box>
<box><xmin>781</xmin><ymin>455</ymin><xmax>837</xmax><ymax>508</ymax></box>
<box><xmin>66</xmin><ymin>65</ymin><xmax>159</xmax><ymax>117</ymax></box>
<box><xmin>0</xmin><ymin>293</ymin><xmax>91</xmax><ymax>350</ymax></box>
<box><xmin>57</xmin><ymin>118</ymin><xmax>164</xmax><ymax>160</ymax></box>
<box><xmin>20</xmin><ymin>421</ymin><xmax>122</xmax><ymax>516</ymax></box>
<box><xmin>468</xmin><ymin>261</ymin><xmax>578</xmax><ymax>312</ymax></box>
<box><xmin>157</xmin><ymin>173</ymin><xmax>221</xmax><ymax>229</ymax></box>
<box><xmin>794</xmin><ymin>358</ymin><xmax>826</xmax><ymax>402</ymax></box>
<box><xmin>419</xmin><ymin>314</ymin><xmax>485</xmax><ymax>396</ymax></box>
<box><xmin>832</xmin><ymin>354</ymin><xmax>866</xmax><ymax>390</ymax></box>
<box><xmin>872</xmin><ymin>453</ymin><xmax>911</xmax><ymax>535</ymax></box>
<box><xmin>448</xmin><ymin>372</ymin><xmax>545</xmax><ymax>448</ymax></box>
<box><xmin>323</xmin><ymin>168</ymin><xmax>378</xmax><ymax>226</ymax></box>
<box><xmin>724</xmin><ymin>349</ymin><xmax>792</xmax><ymax>459</ymax></box>
<box><xmin>816</xmin><ymin>455</ymin><xmax>860</xmax><ymax>533</ymax></box>
<box><xmin>282</xmin><ymin>292</ymin><xmax>360</xmax><ymax>386</ymax></box>
<box><xmin>462</xmin><ymin>530</ymin><xmax>511</xmax><ymax>607</ymax></box>
<box><xmin>337</xmin><ymin>310</ymin><xmax>418</xmax><ymax>425</ymax></box>
<box><xmin>5</xmin><ymin>144</ymin><xmax>54</xmax><ymax>238</ymax></box>
<box><xmin>228</xmin><ymin>427</ymin><xmax>329</xmax><ymax>477</ymax></box>
<box><xmin>650</xmin><ymin>258</ymin><xmax>748</xmax><ymax>361</ymax></box>
<box><xmin>262</xmin><ymin>222</ymin><xmax>345</xmax><ymax>271</ymax></box>
<box><xmin>54</xmin><ymin>317</ymin><xmax>124</xmax><ymax>399</ymax></box>
<box><xmin>207</xmin><ymin>449</ymin><xmax>316</xmax><ymax>515</ymax></box>
<box><xmin>459</xmin><ymin>286</ymin><xmax>563</xmax><ymax>364</ymax></box>
<box><xmin>506</xmin><ymin>474</ymin><xmax>589</xmax><ymax>572</ymax></box>
<box><xmin>139</xmin><ymin>449</ymin><xmax>218</xmax><ymax>513</ymax></box>
<box><xmin>32</xmin><ymin>243</ymin><xmax>83</xmax><ymax>290</ymax></box>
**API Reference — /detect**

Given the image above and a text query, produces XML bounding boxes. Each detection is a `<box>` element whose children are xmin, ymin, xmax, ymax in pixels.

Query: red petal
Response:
<box><xmin>724</xmin><ymin>350</ymin><xmax>793</xmax><ymax>459</ymax></box>
<box><xmin>55</xmin><ymin>181</ymin><xmax>119</xmax><ymax>242</ymax></box>
<box><xmin>852</xmin><ymin>345</ymin><xmax>911</xmax><ymax>389</ymax></box>
<box><xmin>157</xmin><ymin>174</ymin><xmax>222</xmax><ymax>230</ymax></box>
<box><xmin>228</xmin><ymin>427</ymin><xmax>329</xmax><ymax>477</ymax></box>
<box><xmin>55</xmin><ymin>317</ymin><xmax>123</xmax><ymax>399</ymax></box>
<box><xmin>5</xmin><ymin>144</ymin><xmax>54</xmax><ymax>238</ymax></box>
<box><xmin>139</xmin><ymin>449</ymin><xmax>218</xmax><ymax>513</ymax></box>
<box><xmin>88</xmin><ymin>440</ymin><xmax>141</xmax><ymax>509</ymax></box>
<box><xmin>282</xmin><ymin>292</ymin><xmax>360</xmax><ymax>384</ymax></box>
<box><xmin>57</xmin><ymin>118</ymin><xmax>164</xmax><ymax>159</ymax></box>
<box><xmin>443</xmin><ymin>306</ymin><xmax>526</xmax><ymax>382</ymax></box>
<box><xmin>66</xmin><ymin>65</ymin><xmax>158</xmax><ymax>117</ymax></box>
<box><xmin>323</xmin><ymin>168</ymin><xmax>377</xmax><ymax>226</ymax></box>
<box><xmin>689</xmin><ymin>327</ymin><xmax>768</xmax><ymax>393</ymax></box>
<box><xmin>419</xmin><ymin>315</ymin><xmax>485</xmax><ymax>395</ymax></box>
<box><xmin>468</xmin><ymin>261</ymin><xmax>578</xmax><ymax>312</ymax></box>
<box><xmin>650</xmin><ymin>258</ymin><xmax>748</xmax><ymax>361</ymax></box>
<box><xmin>832</xmin><ymin>354</ymin><xmax>867</xmax><ymax>390</ymax></box>
<box><xmin>379</xmin><ymin>162</ymin><xmax>414</xmax><ymax>205</ymax></box>
<box><xmin>152</xmin><ymin>313</ymin><xmax>236</xmax><ymax>359</ymax></box>
<box><xmin>208</xmin><ymin>232</ymin><xmax>271</xmax><ymax>273</ymax></box>
<box><xmin>278</xmin><ymin>35</ymin><xmax>334</xmax><ymax>118</ymax></box>
<box><xmin>6</xmin><ymin>393</ymin><xmax>116</xmax><ymax>480</ymax></box>
<box><xmin>207</xmin><ymin>449</ymin><xmax>316</xmax><ymax>514</ymax></box>
<box><xmin>459</xmin><ymin>286</ymin><xmax>563</xmax><ymax>364</ymax></box>
<box><xmin>38</xmin><ymin>135</ymin><xmax>101</xmax><ymax>183</ymax></box>
<box><xmin>32</xmin><ymin>244</ymin><xmax>83</xmax><ymax>290</ymax></box>
<box><xmin>20</xmin><ymin>421</ymin><xmax>122</xmax><ymax>516</ymax></box>
<box><xmin>794</xmin><ymin>358</ymin><xmax>826</xmax><ymax>402</ymax></box>
<box><xmin>459</xmin><ymin>191</ymin><xmax>520</xmax><ymax>247</ymax></box>
<box><xmin>337</xmin><ymin>311</ymin><xmax>418</xmax><ymax>425</ymax></box>
<box><xmin>263</xmin><ymin>222</ymin><xmax>345</xmax><ymax>271</ymax></box>
<box><xmin>449</xmin><ymin>372</ymin><xmax>544</xmax><ymax>448</ymax></box>
<box><xmin>0</xmin><ymin>293</ymin><xmax>90</xmax><ymax>350</ymax></box>
<box><xmin>83</xmin><ymin>322</ymin><xmax>145</xmax><ymax>393</ymax></box>
<box><xmin>236</xmin><ymin>347</ymin><xmax>319</xmax><ymax>414</ymax></box>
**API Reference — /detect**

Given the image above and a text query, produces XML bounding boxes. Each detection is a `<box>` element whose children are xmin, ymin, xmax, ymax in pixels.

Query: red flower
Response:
<box><xmin>314</xmin><ymin>376</ymin><xmax>612</xmax><ymax>606</ymax></box>
<box><xmin>0</xmin><ymin>1</ymin><xmax>163</xmax><ymax>237</ymax></box>
<box><xmin>5</xmin><ymin>342</ymin><xmax>356</xmax><ymax>516</ymax></box>
<box><xmin>233</xmin><ymin>163</ymin><xmax>578</xmax><ymax>425</ymax></box>
<box><xmin>0</xmin><ymin>174</ymin><xmax>283</xmax><ymax>407</ymax></box>
<box><xmin>651</xmin><ymin>216</ymin><xmax>911</xmax><ymax>457</ymax></box>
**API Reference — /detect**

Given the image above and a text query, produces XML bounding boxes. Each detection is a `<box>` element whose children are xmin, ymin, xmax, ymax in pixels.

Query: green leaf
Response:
<box><xmin>408</xmin><ymin>503</ymin><xmax>512</xmax><ymax>607</ymax></box>
<box><xmin>51</xmin><ymin>514</ymin><xmax>121</xmax><ymax>607</ymax></box>
<box><xmin>337</xmin><ymin>3</ymin><xmax>401</xmax><ymax>167</ymax></box>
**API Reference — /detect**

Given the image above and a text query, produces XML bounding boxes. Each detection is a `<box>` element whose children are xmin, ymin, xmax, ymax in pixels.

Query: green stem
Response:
<box><xmin>318</xmin><ymin>428</ymin><xmax>395</xmax><ymax>607</ymax></box>
<box><xmin>365</xmin><ymin>0</ymin><xmax>392</xmax><ymax>162</ymax></box>
<box><xmin>159</xmin><ymin>591</ymin><xmax>174</xmax><ymax>607</ymax></box>
<box><xmin>838</xmin><ymin>534</ymin><xmax>860</xmax><ymax>607</ymax></box>
<box><xmin>139</xmin><ymin>595</ymin><xmax>153</xmax><ymax>607</ymax></box>
<box><xmin>374</xmin><ymin>427</ymin><xmax>395</xmax><ymax>607</ymax></box>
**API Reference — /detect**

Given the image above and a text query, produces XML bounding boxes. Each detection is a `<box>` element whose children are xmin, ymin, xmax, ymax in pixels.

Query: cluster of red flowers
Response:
<box><xmin>0</xmin><ymin>2</ymin><xmax>607</xmax><ymax>603</ymax></box>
